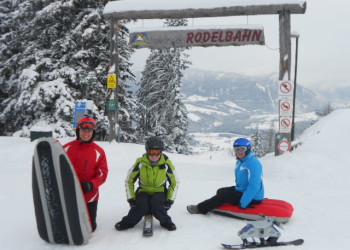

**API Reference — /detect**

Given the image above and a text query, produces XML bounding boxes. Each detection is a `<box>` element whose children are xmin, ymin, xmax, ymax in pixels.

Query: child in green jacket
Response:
<box><xmin>115</xmin><ymin>136</ymin><xmax>179</xmax><ymax>231</ymax></box>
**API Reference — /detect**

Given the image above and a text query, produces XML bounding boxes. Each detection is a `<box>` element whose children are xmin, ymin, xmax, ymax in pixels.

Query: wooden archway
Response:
<box><xmin>102</xmin><ymin>0</ymin><xmax>307</xmax><ymax>155</ymax></box>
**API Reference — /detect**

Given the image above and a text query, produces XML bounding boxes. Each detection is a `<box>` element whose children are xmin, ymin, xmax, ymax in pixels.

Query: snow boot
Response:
<box><xmin>161</xmin><ymin>222</ymin><xmax>177</xmax><ymax>231</ymax></box>
<box><xmin>115</xmin><ymin>222</ymin><xmax>131</xmax><ymax>231</ymax></box>
<box><xmin>187</xmin><ymin>205</ymin><xmax>201</xmax><ymax>214</ymax></box>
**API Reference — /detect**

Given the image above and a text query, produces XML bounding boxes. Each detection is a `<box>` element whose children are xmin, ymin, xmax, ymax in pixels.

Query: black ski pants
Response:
<box><xmin>120</xmin><ymin>192</ymin><xmax>172</xmax><ymax>227</ymax></box>
<box><xmin>197</xmin><ymin>186</ymin><xmax>261</xmax><ymax>214</ymax></box>
<box><xmin>87</xmin><ymin>201</ymin><xmax>98</xmax><ymax>231</ymax></box>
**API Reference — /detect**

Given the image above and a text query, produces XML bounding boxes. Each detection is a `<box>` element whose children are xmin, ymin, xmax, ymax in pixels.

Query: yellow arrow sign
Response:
<box><xmin>107</xmin><ymin>74</ymin><xmax>117</xmax><ymax>88</ymax></box>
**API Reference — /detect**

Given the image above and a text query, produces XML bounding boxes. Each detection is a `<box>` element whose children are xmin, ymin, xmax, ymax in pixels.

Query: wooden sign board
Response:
<box><xmin>129</xmin><ymin>25</ymin><xmax>265</xmax><ymax>49</ymax></box>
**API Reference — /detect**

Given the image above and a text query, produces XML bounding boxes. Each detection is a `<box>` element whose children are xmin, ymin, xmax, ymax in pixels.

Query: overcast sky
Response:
<box><xmin>125</xmin><ymin>0</ymin><xmax>349</xmax><ymax>91</ymax></box>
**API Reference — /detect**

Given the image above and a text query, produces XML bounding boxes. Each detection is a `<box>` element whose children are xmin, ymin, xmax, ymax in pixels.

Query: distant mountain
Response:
<box><xmin>129</xmin><ymin>68</ymin><xmax>327</xmax><ymax>135</ymax></box>
<box><xmin>318</xmin><ymin>86</ymin><xmax>350</xmax><ymax>108</ymax></box>
<box><xmin>181</xmin><ymin>69</ymin><xmax>326</xmax><ymax>134</ymax></box>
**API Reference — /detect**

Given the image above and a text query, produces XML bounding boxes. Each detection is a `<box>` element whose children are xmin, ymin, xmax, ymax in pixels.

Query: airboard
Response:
<box><xmin>32</xmin><ymin>137</ymin><xmax>92</xmax><ymax>245</ymax></box>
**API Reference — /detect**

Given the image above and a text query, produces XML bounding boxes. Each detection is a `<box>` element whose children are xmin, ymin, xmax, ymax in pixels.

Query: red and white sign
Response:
<box><xmin>281</xmin><ymin>118</ymin><xmax>291</xmax><ymax>128</ymax></box>
<box><xmin>278</xmin><ymin>80</ymin><xmax>294</xmax><ymax>98</ymax></box>
<box><xmin>280</xmin><ymin>101</ymin><xmax>291</xmax><ymax>112</ymax></box>
<box><xmin>279</xmin><ymin>115</ymin><xmax>292</xmax><ymax>133</ymax></box>
<box><xmin>278</xmin><ymin>138</ymin><xmax>291</xmax><ymax>153</ymax></box>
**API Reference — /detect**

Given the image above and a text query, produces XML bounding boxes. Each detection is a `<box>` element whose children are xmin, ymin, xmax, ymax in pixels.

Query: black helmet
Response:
<box><xmin>145</xmin><ymin>136</ymin><xmax>164</xmax><ymax>151</ymax></box>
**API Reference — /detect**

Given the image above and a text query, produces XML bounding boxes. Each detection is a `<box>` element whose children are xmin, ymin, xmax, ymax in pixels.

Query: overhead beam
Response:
<box><xmin>103</xmin><ymin>0</ymin><xmax>306</xmax><ymax>20</ymax></box>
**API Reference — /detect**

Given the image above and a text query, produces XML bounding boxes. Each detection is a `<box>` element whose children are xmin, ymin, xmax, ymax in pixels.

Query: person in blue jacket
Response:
<box><xmin>187</xmin><ymin>137</ymin><xmax>264</xmax><ymax>214</ymax></box>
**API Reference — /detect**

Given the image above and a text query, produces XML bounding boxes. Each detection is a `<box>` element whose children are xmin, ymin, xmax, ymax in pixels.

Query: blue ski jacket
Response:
<box><xmin>234</xmin><ymin>151</ymin><xmax>264</xmax><ymax>208</ymax></box>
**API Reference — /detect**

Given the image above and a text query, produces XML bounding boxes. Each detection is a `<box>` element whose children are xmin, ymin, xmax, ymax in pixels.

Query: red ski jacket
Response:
<box><xmin>64</xmin><ymin>139</ymin><xmax>108</xmax><ymax>203</ymax></box>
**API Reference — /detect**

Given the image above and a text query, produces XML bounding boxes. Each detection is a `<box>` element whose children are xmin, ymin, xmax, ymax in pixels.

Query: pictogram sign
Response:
<box><xmin>107</xmin><ymin>74</ymin><xmax>117</xmax><ymax>89</ymax></box>
<box><xmin>280</xmin><ymin>101</ymin><xmax>291</xmax><ymax>112</ymax></box>
<box><xmin>281</xmin><ymin>118</ymin><xmax>291</xmax><ymax>129</ymax></box>
<box><xmin>279</xmin><ymin>115</ymin><xmax>292</xmax><ymax>133</ymax></box>
<box><xmin>278</xmin><ymin>80</ymin><xmax>294</xmax><ymax>98</ymax></box>
<box><xmin>278</xmin><ymin>138</ymin><xmax>291</xmax><ymax>153</ymax></box>
<box><xmin>280</xmin><ymin>81</ymin><xmax>292</xmax><ymax>93</ymax></box>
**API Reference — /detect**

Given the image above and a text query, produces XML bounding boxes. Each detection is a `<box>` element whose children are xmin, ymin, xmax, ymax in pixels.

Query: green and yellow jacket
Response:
<box><xmin>125</xmin><ymin>153</ymin><xmax>179</xmax><ymax>202</ymax></box>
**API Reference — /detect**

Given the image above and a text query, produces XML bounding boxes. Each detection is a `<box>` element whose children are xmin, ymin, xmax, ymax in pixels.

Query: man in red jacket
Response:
<box><xmin>63</xmin><ymin>116</ymin><xmax>108</xmax><ymax>231</ymax></box>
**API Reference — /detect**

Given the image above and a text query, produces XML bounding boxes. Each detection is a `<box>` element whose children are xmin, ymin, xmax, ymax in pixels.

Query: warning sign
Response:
<box><xmin>280</xmin><ymin>81</ymin><xmax>292</xmax><ymax>94</ymax></box>
<box><xmin>279</xmin><ymin>98</ymin><xmax>293</xmax><ymax>116</ymax></box>
<box><xmin>281</xmin><ymin>101</ymin><xmax>291</xmax><ymax>112</ymax></box>
<box><xmin>281</xmin><ymin>118</ymin><xmax>291</xmax><ymax>129</ymax></box>
<box><xmin>107</xmin><ymin>74</ymin><xmax>117</xmax><ymax>89</ymax></box>
<box><xmin>279</xmin><ymin>115</ymin><xmax>292</xmax><ymax>133</ymax></box>
<box><xmin>278</xmin><ymin>138</ymin><xmax>291</xmax><ymax>153</ymax></box>
<box><xmin>278</xmin><ymin>80</ymin><xmax>294</xmax><ymax>98</ymax></box>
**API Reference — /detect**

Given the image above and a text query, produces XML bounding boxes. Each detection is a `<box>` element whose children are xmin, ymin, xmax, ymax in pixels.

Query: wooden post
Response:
<box><xmin>114</xmin><ymin>21</ymin><xmax>120</xmax><ymax>142</ymax></box>
<box><xmin>279</xmin><ymin>11</ymin><xmax>291</xmax><ymax>80</ymax></box>
<box><xmin>276</xmin><ymin>11</ymin><xmax>292</xmax><ymax>156</ymax></box>
<box><xmin>107</xmin><ymin>18</ymin><xmax>120</xmax><ymax>142</ymax></box>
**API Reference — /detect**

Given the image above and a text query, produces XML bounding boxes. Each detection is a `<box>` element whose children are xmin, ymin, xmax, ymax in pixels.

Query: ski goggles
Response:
<box><xmin>147</xmin><ymin>149</ymin><xmax>161</xmax><ymax>156</ymax></box>
<box><xmin>234</xmin><ymin>146</ymin><xmax>247</xmax><ymax>154</ymax></box>
<box><xmin>78</xmin><ymin>122</ymin><xmax>95</xmax><ymax>131</ymax></box>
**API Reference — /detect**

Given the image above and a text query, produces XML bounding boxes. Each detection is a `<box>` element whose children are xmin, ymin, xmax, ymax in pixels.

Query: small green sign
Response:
<box><xmin>106</xmin><ymin>99</ymin><xmax>119</xmax><ymax>112</ymax></box>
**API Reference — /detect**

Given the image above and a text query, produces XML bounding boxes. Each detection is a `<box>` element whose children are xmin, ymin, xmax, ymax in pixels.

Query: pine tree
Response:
<box><xmin>136</xmin><ymin>18</ymin><xmax>191</xmax><ymax>154</ymax></box>
<box><xmin>317</xmin><ymin>102</ymin><xmax>334</xmax><ymax>117</ymax></box>
<box><xmin>265</xmin><ymin>121</ymin><xmax>276</xmax><ymax>153</ymax></box>
<box><xmin>0</xmin><ymin>0</ymin><xmax>29</xmax><ymax>108</ymax></box>
<box><xmin>251</xmin><ymin>125</ymin><xmax>265</xmax><ymax>158</ymax></box>
<box><xmin>0</xmin><ymin>0</ymin><xmax>137</xmax><ymax>140</ymax></box>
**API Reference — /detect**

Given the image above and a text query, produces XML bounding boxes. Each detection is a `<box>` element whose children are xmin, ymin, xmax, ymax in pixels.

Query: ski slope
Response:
<box><xmin>1</xmin><ymin>109</ymin><xmax>350</xmax><ymax>250</ymax></box>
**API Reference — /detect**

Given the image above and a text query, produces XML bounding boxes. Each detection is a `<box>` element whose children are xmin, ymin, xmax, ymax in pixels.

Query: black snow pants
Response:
<box><xmin>87</xmin><ymin>201</ymin><xmax>98</xmax><ymax>231</ymax></box>
<box><xmin>197</xmin><ymin>186</ymin><xmax>261</xmax><ymax>214</ymax></box>
<box><xmin>120</xmin><ymin>192</ymin><xmax>173</xmax><ymax>227</ymax></box>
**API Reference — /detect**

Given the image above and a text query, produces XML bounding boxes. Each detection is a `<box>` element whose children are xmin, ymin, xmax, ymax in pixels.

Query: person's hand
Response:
<box><xmin>128</xmin><ymin>198</ymin><xmax>136</xmax><ymax>208</ymax></box>
<box><xmin>81</xmin><ymin>181</ymin><xmax>93</xmax><ymax>194</ymax></box>
<box><xmin>164</xmin><ymin>200</ymin><xmax>174</xmax><ymax>210</ymax></box>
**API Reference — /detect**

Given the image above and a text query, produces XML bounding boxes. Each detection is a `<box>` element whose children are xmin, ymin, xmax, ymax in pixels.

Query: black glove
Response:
<box><xmin>81</xmin><ymin>181</ymin><xmax>93</xmax><ymax>194</ymax></box>
<box><xmin>127</xmin><ymin>198</ymin><xmax>136</xmax><ymax>208</ymax></box>
<box><xmin>164</xmin><ymin>200</ymin><xmax>174</xmax><ymax>210</ymax></box>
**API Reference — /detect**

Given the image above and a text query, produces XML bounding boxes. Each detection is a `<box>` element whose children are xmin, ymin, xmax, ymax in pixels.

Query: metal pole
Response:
<box><xmin>291</xmin><ymin>34</ymin><xmax>299</xmax><ymax>142</ymax></box>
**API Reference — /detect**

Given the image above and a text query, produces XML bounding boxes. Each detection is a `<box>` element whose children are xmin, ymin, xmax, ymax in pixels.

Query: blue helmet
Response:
<box><xmin>233</xmin><ymin>138</ymin><xmax>252</xmax><ymax>158</ymax></box>
<box><xmin>233</xmin><ymin>138</ymin><xmax>251</xmax><ymax>148</ymax></box>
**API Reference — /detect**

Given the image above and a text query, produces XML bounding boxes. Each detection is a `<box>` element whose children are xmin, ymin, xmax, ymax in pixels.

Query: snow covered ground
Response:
<box><xmin>1</xmin><ymin>109</ymin><xmax>350</xmax><ymax>250</ymax></box>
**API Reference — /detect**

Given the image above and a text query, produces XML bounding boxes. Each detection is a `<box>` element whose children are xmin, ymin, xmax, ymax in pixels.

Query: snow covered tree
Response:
<box><xmin>0</xmin><ymin>0</ymin><xmax>137</xmax><ymax>141</ymax></box>
<box><xmin>136</xmin><ymin>18</ymin><xmax>191</xmax><ymax>154</ymax></box>
<box><xmin>317</xmin><ymin>102</ymin><xmax>334</xmax><ymax>117</ymax></box>
<box><xmin>0</xmin><ymin>0</ymin><xmax>29</xmax><ymax>109</ymax></box>
<box><xmin>251</xmin><ymin>125</ymin><xmax>265</xmax><ymax>158</ymax></box>
<box><xmin>265</xmin><ymin>121</ymin><xmax>276</xmax><ymax>153</ymax></box>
